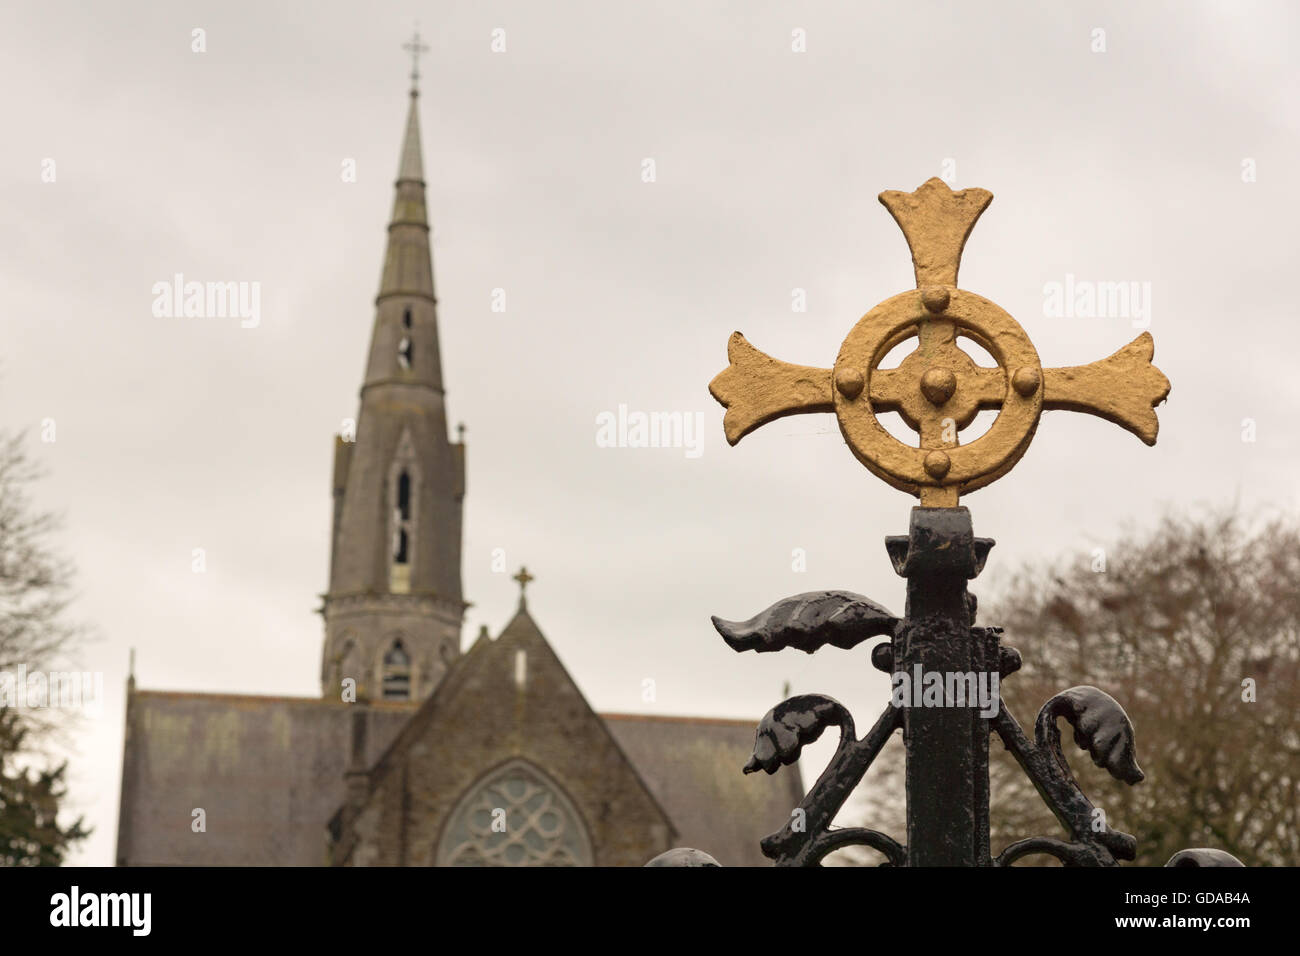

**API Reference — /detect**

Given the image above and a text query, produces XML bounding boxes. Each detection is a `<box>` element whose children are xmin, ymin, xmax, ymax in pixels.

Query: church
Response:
<box><xmin>113</xmin><ymin>59</ymin><xmax>800</xmax><ymax>867</ymax></box>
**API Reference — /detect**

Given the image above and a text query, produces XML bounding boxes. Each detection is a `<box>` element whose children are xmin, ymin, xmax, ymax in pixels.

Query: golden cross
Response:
<box><xmin>513</xmin><ymin>566</ymin><xmax>535</xmax><ymax>595</ymax></box>
<box><xmin>708</xmin><ymin>178</ymin><xmax>1170</xmax><ymax>507</ymax></box>
<box><xmin>403</xmin><ymin>29</ymin><xmax>429</xmax><ymax>94</ymax></box>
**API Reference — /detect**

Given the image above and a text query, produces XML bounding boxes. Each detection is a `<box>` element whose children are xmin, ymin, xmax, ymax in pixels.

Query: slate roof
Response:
<box><xmin>603</xmin><ymin>713</ymin><xmax>804</xmax><ymax>867</ymax></box>
<box><xmin>115</xmin><ymin>691</ymin><xmax>416</xmax><ymax>866</ymax></box>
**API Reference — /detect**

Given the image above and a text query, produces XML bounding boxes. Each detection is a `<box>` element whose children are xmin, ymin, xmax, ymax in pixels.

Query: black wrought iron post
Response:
<box><xmin>888</xmin><ymin>507</ymin><xmax>992</xmax><ymax>866</ymax></box>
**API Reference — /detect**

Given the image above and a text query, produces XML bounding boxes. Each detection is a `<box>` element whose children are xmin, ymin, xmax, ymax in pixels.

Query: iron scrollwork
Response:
<box><xmin>647</xmin><ymin>516</ymin><xmax>1244</xmax><ymax>868</ymax></box>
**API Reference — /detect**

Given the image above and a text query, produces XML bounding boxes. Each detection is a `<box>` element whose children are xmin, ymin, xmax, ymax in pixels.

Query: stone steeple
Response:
<box><xmin>321</xmin><ymin>50</ymin><xmax>466</xmax><ymax>702</ymax></box>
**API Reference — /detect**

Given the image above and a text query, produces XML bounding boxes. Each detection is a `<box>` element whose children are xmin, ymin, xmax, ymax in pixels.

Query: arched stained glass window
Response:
<box><xmin>436</xmin><ymin>760</ymin><xmax>592</xmax><ymax>867</ymax></box>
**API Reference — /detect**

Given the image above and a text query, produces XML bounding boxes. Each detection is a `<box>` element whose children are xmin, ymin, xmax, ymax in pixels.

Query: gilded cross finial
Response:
<box><xmin>403</xmin><ymin>28</ymin><xmax>429</xmax><ymax>95</ymax></box>
<box><xmin>708</xmin><ymin>178</ymin><xmax>1170</xmax><ymax>507</ymax></box>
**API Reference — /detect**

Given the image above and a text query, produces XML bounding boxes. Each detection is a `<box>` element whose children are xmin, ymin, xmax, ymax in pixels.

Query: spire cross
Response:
<box><xmin>513</xmin><ymin>566</ymin><xmax>535</xmax><ymax>597</ymax></box>
<box><xmin>403</xmin><ymin>29</ymin><xmax>429</xmax><ymax>94</ymax></box>
<box><xmin>708</xmin><ymin>177</ymin><xmax>1170</xmax><ymax>507</ymax></box>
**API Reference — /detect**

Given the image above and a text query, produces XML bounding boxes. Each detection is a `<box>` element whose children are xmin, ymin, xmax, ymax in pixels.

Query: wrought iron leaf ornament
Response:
<box><xmin>711</xmin><ymin>591</ymin><xmax>899</xmax><ymax>654</ymax></box>
<box><xmin>1036</xmin><ymin>686</ymin><xmax>1145</xmax><ymax>786</ymax></box>
<box><xmin>745</xmin><ymin>695</ymin><xmax>853</xmax><ymax>775</ymax></box>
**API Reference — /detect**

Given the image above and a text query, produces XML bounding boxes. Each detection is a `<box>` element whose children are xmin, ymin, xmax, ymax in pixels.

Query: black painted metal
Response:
<box><xmin>656</xmin><ymin>505</ymin><xmax>1249</xmax><ymax>868</ymax></box>
<box><xmin>712</xmin><ymin>590</ymin><xmax>898</xmax><ymax>655</ymax></box>
<box><xmin>888</xmin><ymin>507</ymin><xmax>993</xmax><ymax>865</ymax></box>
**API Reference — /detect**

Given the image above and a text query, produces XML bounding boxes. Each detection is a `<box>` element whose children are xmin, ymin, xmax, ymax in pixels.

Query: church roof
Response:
<box><xmin>484</xmin><ymin>603</ymin><xmax>804</xmax><ymax>865</ymax></box>
<box><xmin>499</xmin><ymin>602</ymin><xmax>802</xmax><ymax>864</ymax></box>
<box><xmin>323</xmin><ymin>600</ymin><xmax>802</xmax><ymax>866</ymax></box>
<box><xmin>115</xmin><ymin>690</ymin><xmax>417</xmax><ymax>866</ymax></box>
<box><xmin>602</xmin><ymin>713</ymin><xmax>804</xmax><ymax>867</ymax></box>
<box><xmin>117</xmin><ymin>681</ymin><xmax>801</xmax><ymax>866</ymax></box>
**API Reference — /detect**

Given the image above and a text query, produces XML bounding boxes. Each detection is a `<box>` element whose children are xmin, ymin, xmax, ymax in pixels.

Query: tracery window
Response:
<box><xmin>436</xmin><ymin>760</ymin><xmax>592</xmax><ymax>867</ymax></box>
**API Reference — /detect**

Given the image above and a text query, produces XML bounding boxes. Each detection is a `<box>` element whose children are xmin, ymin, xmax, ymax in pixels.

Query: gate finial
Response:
<box><xmin>708</xmin><ymin>179</ymin><xmax>1170</xmax><ymax>507</ymax></box>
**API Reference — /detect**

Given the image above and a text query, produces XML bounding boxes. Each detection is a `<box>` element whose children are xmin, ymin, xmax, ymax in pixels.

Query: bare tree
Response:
<box><xmin>832</xmin><ymin>509</ymin><xmax>1298</xmax><ymax>866</ymax></box>
<box><xmin>988</xmin><ymin>509</ymin><xmax>1298</xmax><ymax>866</ymax></box>
<box><xmin>0</xmin><ymin>432</ymin><xmax>82</xmax><ymax>665</ymax></box>
<box><xmin>0</xmin><ymin>429</ymin><xmax>90</xmax><ymax>864</ymax></box>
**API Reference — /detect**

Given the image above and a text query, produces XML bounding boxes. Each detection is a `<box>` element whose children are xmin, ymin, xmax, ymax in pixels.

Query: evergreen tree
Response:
<box><xmin>0</xmin><ymin>708</ymin><xmax>88</xmax><ymax>865</ymax></box>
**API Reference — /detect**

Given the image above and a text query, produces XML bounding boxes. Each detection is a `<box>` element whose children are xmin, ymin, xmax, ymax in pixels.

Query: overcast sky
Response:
<box><xmin>1</xmin><ymin>1</ymin><xmax>1296</xmax><ymax>865</ymax></box>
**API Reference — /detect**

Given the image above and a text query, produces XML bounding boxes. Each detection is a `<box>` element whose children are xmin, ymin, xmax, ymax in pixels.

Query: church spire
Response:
<box><xmin>369</xmin><ymin>30</ymin><xmax>443</xmax><ymax>392</ymax></box>
<box><xmin>321</xmin><ymin>35</ymin><xmax>466</xmax><ymax>703</ymax></box>
<box><xmin>396</xmin><ymin>90</ymin><xmax>424</xmax><ymax>185</ymax></box>
<box><xmin>397</xmin><ymin>29</ymin><xmax>427</xmax><ymax>181</ymax></box>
